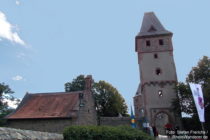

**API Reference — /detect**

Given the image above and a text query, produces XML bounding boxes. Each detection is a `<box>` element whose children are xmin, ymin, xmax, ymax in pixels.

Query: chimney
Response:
<box><xmin>85</xmin><ymin>75</ymin><xmax>93</xmax><ymax>90</ymax></box>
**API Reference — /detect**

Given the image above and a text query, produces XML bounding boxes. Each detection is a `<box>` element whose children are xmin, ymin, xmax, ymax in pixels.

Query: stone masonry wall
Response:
<box><xmin>99</xmin><ymin>117</ymin><xmax>131</xmax><ymax>126</ymax></box>
<box><xmin>77</xmin><ymin>90</ymin><xmax>97</xmax><ymax>126</ymax></box>
<box><xmin>76</xmin><ymin>76</ymin><xmax>97</xmax><ymax>126</ymax></box>
<box><xmin>0</xmin><ymin>127</ymin><xmax>63</xmax><ymax>140</ymax></box>
<box><xmin>6</xmin><ymin>118</ymin><xmax>77</xmax><ymax>133</ymax></box>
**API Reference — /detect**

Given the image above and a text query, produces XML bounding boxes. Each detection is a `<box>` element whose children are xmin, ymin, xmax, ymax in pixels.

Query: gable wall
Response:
<box><xmin>77</xmin><ymin>90</ymin><xmax>97</xmax><ymax>125</ymax></box>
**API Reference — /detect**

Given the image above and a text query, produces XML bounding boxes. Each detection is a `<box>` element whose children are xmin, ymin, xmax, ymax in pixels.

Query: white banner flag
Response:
<box><xmin>189</xmin><ymin>83</ymin><xmax>205</xmax><ymax>122</ymax></box>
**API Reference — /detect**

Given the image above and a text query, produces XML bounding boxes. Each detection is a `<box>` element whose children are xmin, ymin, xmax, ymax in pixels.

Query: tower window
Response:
<box><xmin>146</xmin><ymin>40</ymin><xmax>150</xmax><ymax>46</ymax></box>
<box><xmin>158</xmin><ymin>90</ymin><xmax>163</xmax><ymax>97</ymax></box>
<box><xmin>154</xmin><ymin>53</ymin><xmax>158</xmax><ymax>59</ymax></box>
<box><xmin>156</xmin><ymin>68</ymin><xmax>161</xmax><ymax>75</ymax></box>
<box><xmin>159</xmin><ymin>39</ymin><xmax>164</xmax><ymax>45</ymax></box>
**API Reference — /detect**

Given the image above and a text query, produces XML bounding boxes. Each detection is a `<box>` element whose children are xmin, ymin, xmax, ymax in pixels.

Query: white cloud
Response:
<box><xmin>12</xmin><ymin>75</ymin><xmax>23</xmax><ymax>81</ymax></box>
<box><xmin>0</xmin><ymin>11</ymin><xmax>25</xmax><ymax>45</ymax></box>
<box><xmin>3</xmin><ymin>98</ymin><xmax>20</xmax><ymax>109</ymax></box>
<box><xmin>15</xmin><ymin>0</ymin><xmax>20</xmax><ymax>6</ymax></box>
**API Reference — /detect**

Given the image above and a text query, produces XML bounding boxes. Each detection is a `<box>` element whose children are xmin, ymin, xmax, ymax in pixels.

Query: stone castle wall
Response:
<box><xmin>6</xmin><ymin>118</ymin><xmax>77</xmax><ymax>133</ymax></box>
<box><xmin>99</xmin><ymin>117</ymin><xmax>131</xmax><ymax>126</ymax></box>
<box><xmin>0</xmin><ymin>127</ymin><xmax>63</xmax><ymax>140</ymax></box>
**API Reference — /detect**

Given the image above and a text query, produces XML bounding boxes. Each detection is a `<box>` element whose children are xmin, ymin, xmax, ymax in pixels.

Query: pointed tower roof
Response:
<box><xmin>137</xmin><ymin>12</ymin><xmax>172</xmax><ymax>37</ymax></box>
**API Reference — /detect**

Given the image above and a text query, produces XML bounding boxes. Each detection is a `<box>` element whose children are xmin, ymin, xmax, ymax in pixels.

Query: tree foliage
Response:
<box><xmin>0</xmin><ymin>83</ymin><xmax>14</xmax><ymax>112</ymax></box>
<box><xmin>65</xmin><ymin>75</ymin><xmax>128</xmax><ymax>117</ymax></box>
<box><xmin>65</xmin><ymin>75</ymin><xmax>86</xmax><ymax>92</ymax></box>
<box><xmin>0</xmin><ymin>83</ymin><xmax>16</xmax><ymax>126</ymax></box>
<box><xmin>172</xmin><ymin>82</ymin><xmax>194</xmax><ymax>115</ymax></box>
<box><xmin>174</xmin><ymin>56</ymin><xmax>210</xmax><ymax>133</ymax></box>
<box><xmin>187</xmin><ymin>56</ymin><xmax>210</xmax><ymax>86</ymax></box>
<box><xmin>93</xmin><ymin>81</ymin><xmax>128</xmax><ymax>117</ymax></box>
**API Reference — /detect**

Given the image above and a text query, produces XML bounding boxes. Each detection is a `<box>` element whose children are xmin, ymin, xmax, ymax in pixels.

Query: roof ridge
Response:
<box><xmin>28</xmin><ymin>91</ymin><xmax>82</xmax><ymax>95</ymax></box>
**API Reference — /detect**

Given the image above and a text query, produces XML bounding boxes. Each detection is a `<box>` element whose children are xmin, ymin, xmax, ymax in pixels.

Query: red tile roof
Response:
<box><xmin>7</xmin><ymin>92</ymin><xmax>80</xmax><ymax>119</ymax></box>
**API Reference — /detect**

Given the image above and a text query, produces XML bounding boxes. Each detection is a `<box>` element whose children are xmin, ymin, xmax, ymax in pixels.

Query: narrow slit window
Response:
<box><xmin>154</xmin><ymin>53</ymin><xmax>158</xmax><ymax>59</ymax></box>
<box><xmin>146</xmin><ymin>40</ymin><xmax>150</xmax><ymax>46</ymax></box>
<box><xmin>159</xmin><ymin>39</ymin><xmax>164</xmax><ymax>45</ymax></box>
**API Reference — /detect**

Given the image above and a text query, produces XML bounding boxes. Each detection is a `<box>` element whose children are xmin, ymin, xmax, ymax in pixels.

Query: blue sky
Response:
<box><xmin>1</xmin><ymin>0</ymin><xmax>210</xmax><ymax>110</ymax></box>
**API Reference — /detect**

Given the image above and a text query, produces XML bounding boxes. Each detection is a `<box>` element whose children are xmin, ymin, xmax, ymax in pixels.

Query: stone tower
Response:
<box><xmin>133</xmin><ymin>12</ymin><xmax>180</xmax><ymax>134</ymax></box>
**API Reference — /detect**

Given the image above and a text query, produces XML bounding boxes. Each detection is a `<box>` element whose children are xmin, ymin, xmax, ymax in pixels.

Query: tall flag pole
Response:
<box><xmin>131</xmin><ymin>106</ymin><xmax>136</xmax><ymax>128</ymax></box>
<box><xmin>189</xmin><ymin>83</ymin><xmax>205</xmax><ymax>131</ymax></box>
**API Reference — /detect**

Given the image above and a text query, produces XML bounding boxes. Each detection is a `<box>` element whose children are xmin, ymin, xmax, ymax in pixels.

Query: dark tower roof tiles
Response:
<box><xmin>137</xmin><ymin>12</ymin><xmax>172</xmax><ymax>37</ymax></box>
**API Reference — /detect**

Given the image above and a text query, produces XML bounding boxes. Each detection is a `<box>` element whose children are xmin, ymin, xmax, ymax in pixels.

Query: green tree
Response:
<box><xmin>173</xmin><ymin>82</ymin><xmax>194</xmax><ymax>115</ymax></box>
<box><xmin>173</xmin><ymin>56</ymin><xmax>210</xmax><ymax>133</ymax></box>
<box><xmin>0</xmin><ymin>83</ymin><xmax>16</xmax><ymax>126</ymax></box>
<box><xmin>65</xmin><ymin>75</ymin><xmax>128</xmax><ymax>117</ymax></box>
<box><xmin>172</xmin><ymin>82</ymin><xmax>202</xmax><ymax>130</ymax></box>
<box><xmin>65</xmin><ymin>75</ymin><xmax>85</xmax><ymax>92</ymax></box>
<box><xmin>93</xmin><ymin>81</ymin><xmax>128</xmax><ymax>117</ymax></box>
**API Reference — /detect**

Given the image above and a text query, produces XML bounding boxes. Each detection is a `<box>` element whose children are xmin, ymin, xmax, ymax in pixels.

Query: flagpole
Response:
<box><xmin>201</xmin><ymin>122</ymin><xmax>206</xmax><ymax>138</ymax></box>
<box><xmin>201</xmin><ymin>122</ymin><xmax>205</xmax><ymax>131</ymax></box>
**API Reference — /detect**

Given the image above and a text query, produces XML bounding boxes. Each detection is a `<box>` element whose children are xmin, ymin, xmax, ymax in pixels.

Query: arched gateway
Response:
<box><xmin>154</xmin><ymin>111</ymin><xmax>171</xmax><ymax>134</ymax></box>
<box><xmin>133</xmin><ymin>12</ymin><xmax>181</xmax><ymax>134</ymax></box>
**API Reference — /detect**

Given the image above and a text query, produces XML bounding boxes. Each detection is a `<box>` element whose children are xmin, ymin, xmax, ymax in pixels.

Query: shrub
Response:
<box><xmin>63</xmin><ymin>125</ymin><xmax>154</xmax><ymax>140</ymax></box>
